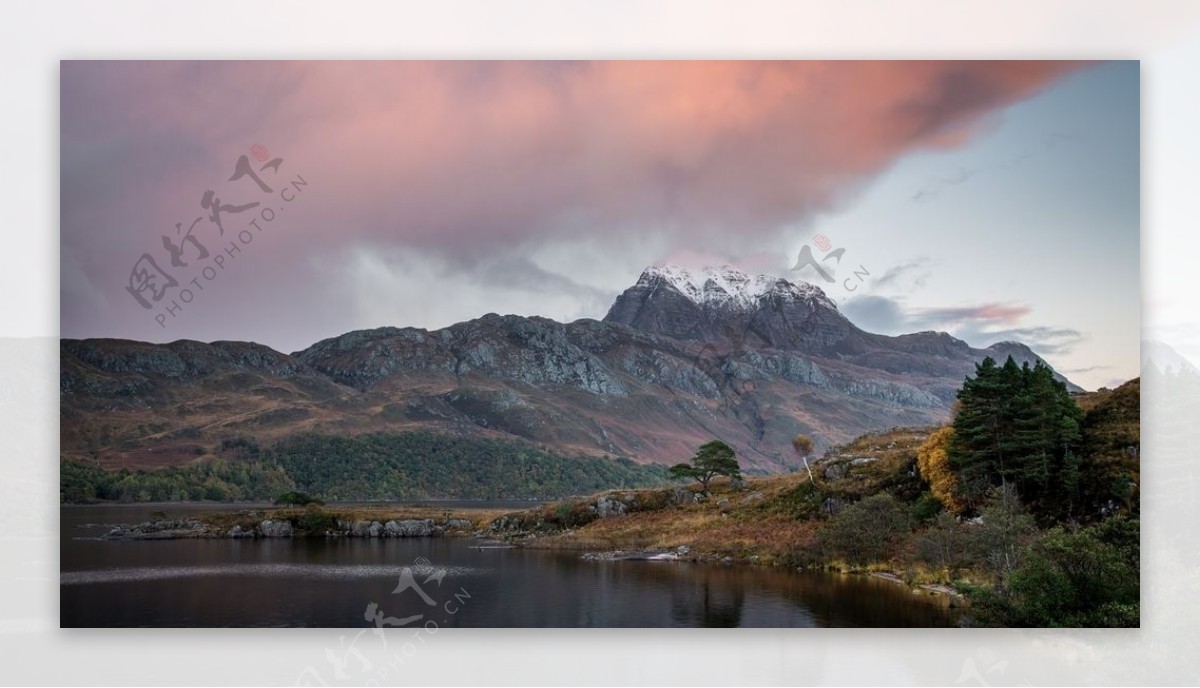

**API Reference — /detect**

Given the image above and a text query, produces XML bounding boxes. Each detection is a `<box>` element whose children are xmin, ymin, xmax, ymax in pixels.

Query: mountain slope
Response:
<box><xmin>60</xmin><ymin>266</ymin><xmax>1078</xmax><ymax>473</ymax></box>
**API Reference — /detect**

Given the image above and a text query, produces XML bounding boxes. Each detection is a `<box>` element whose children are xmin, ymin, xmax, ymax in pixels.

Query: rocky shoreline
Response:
<box><xmin>91</xmin><ymin>504</ymin><xmax>965</xmax><ymax>608</ymax></box>
<box><xmin>101</xmin><ymin>514</ymin><xmax>477</xmax><ymax>540</ymax></box>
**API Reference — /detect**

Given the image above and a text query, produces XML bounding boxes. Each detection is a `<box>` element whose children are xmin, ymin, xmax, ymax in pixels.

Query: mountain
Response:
<box><xmin>60</xmin><ymin>265</ymin><xmax>1077</xmax><ymax>473</ymax></box>
<box><xmin>604</xmin><ymin>265</ymin><xmax>1079</xmax><ymax>393</ymax></box>
<box><xmin>604</xmin><ymin>265</ymin><xmax>852</xmax><ymax>350</ymax></box>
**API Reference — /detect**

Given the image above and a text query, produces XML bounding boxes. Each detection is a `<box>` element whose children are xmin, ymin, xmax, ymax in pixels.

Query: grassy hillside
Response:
<box><xmin>491</xmin><ymin>428</ymin><xmax>936</xmax><ymax>566</ymax></box>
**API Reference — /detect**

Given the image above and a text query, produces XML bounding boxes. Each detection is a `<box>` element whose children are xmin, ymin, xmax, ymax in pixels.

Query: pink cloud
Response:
<box><xmin>60</xmin><ymin>61</ymin><xmax>1087</xmax><ymax>344</ymax></box>
<box><xmin>915</xmin><ymin>302</ymin><xmax>1033</xmax><ymax>326</ymax></box>
<box><xmin>63</xmin><ymin>61</ymin><xmax>1084</xmax><ymax>257</ymax></box>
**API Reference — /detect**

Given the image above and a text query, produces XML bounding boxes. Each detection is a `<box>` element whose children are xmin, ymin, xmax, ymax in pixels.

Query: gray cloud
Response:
<box><xmin>840</xmin><ymin>295</ymin><xmax>910</xmax><ymax>334</ymax></box>
<box><xmin>869</xmin><ymin>257</ymin><xmax>935</xmax><ymax>292</ymax></box>
<box><xmin>841</xmin><ymin>293</ymin><xmax>1085</xmax><ymax>356</ymax></box>
<box><xmin>956</xmin><ymin>324</ymin><xmax>1085</xmax><ymax>356</ymax></box>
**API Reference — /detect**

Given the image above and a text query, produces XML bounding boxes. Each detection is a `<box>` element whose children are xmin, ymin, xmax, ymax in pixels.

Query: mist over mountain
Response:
<box><xmin>61</xmin><ymin>266</ymin><xmax>1078</xmax><ymax>473</ymax></box>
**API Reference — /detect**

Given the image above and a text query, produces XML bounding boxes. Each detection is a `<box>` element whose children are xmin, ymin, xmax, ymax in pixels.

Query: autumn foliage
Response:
<box><xmin>916</xmin><ymin>426</ymin><xmax>964</xmax><ymax>515</ymax></box>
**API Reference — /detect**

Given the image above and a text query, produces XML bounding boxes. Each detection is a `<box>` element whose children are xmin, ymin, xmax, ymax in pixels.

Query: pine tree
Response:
<box><xmin>949</xmin><ymin>356</ymin><xmax>1084</xmax><ymax>519</ymax></box>
<box><xmin>669</xmin><ymin>440</ymin><xmax>742</xmax><ymax>494</ymax></box>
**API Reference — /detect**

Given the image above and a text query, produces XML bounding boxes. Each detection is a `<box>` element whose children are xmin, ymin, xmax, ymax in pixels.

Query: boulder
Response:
<box><xmin>669</xmin><ymin>487</ymin><xmax>693</xmax><ymax>507</ymax></box>
<box><xmin>824</xmin><ymin>463</ymin><xmax>847</xmax><ymax>481</ymax></box>
<box><xmin>739</xmin><ymin>491</ymin><xmax>765</xmax><ymax>506</ymax></box>
<box><xmin>259</xmin><ymin>519</ymin><xmax>293</xmax><ymax>538</ymax></box>
<box><xmin>596</xmin><ymin>496</ymin><xmax>628</xmax><ymax>518</ymax></box>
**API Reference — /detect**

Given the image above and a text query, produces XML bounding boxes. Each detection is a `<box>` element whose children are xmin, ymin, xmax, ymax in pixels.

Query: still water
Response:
<box><xmin>61</xmin><ymin>504</ymin><xmax>959</xmax><ymax>628</ymax></box>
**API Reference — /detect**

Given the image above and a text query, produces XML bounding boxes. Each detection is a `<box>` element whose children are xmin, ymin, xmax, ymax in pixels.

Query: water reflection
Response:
<box><xmin>61</xmin><ymin>505</ymin><xmax>958</xmax><ymax>628</ymax></box>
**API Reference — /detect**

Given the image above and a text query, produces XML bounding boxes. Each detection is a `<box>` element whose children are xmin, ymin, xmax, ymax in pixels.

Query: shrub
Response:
<box><xmin>274</xmin><ymin>491</ymin><xmax>324</xmax><ymax>507</ymax></box>
<box><xmin>909</xmin><ymin>492</ymin><xmax>943</xmax><ymax>523</ymax></box>
<box><xmin>916</xmin><ymin>426</ymin><xmax>965</xmax><ymax>514</ymax></box>
<box><xmin>915</xmin><ymin>512</ymin><xmax>971</xmax><ymax>571</ymax></box>
<box><xmin>977</xmin><ymin>518</ymin><xmax>1139</xmax><ymax>627</ymax></box>
<box><xmin>297</xmin><ymin>507</ymin><xmax>336</xmax><ymax>533</ymax></box>
<box><xmin>819</xmin><ymin>493</ymin><xmax>910</xmax><ymax>566</ymax></box>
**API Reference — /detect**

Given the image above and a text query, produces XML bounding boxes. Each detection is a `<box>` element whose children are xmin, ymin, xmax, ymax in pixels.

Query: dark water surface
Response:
<box><xmin>61</xmin><ymin>504</ymin><xmax>959</xmax><ymax>628</ymax></box>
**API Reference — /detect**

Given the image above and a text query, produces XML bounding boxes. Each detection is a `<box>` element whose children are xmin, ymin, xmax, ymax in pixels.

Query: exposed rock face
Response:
<box><xmin>60</xmin><ymin>265</ymin><xmax>1079</xmax><ymax>473</ymax></box>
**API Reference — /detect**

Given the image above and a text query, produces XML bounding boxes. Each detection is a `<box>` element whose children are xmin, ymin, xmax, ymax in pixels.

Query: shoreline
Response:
<box><xmin>79</xmin><ymin>496</ymin><xmax>966</xmax><ymax>607</ymax></box>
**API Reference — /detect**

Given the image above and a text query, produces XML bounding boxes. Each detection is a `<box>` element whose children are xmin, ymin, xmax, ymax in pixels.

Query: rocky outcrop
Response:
<box><xmin>259</xmin><ymin>519</ymin><xmax>293</xmax><ymax>537</ymax></box>
<box><xmin>384</xmin><ymin>519</ymin><xmax>437</xmax><ymax>537</ymax></box>
<box><xmin>102</xmin><ymin>514</ymin><xmax>455</xmax><ymax>540</ymax></box>
<box><xmin>106</xmin><ymin>518</ymin><xmax>210</xmax><ymax>539</ymax></box>
<box><xmin>595</xmin><ymin>496</ymin><xmax>628</xmax><ymax>518</ymax></box>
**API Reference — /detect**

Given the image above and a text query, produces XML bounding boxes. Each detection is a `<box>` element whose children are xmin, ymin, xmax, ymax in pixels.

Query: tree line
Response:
<box><xmin>60</xmin><ymin>431</ymin><xmax>670</xmax><ymax>503</ymax></box>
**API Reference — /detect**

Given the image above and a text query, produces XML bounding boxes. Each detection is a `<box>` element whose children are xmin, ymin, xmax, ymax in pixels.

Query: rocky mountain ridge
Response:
<box><xmin>61</xmin><ymin>266</ymin><xmax>1076</xmax><ymax>472</ymax></box>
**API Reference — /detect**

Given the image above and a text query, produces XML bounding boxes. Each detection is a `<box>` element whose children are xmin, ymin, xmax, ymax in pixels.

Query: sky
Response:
<box><xmin>60</xmin><ymin>60</ymin><xmax>1139</xmax><ymax>390</ymax></box>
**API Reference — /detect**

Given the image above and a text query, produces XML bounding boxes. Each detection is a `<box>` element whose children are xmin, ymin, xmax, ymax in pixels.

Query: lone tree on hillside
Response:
<box><xmin>670</xmin><ymin>440</ymin><xmax>742</xmax><ymax>494</ymax></box>
<box><xmin>792</xmin><ymin>434</ymin><xmax>816</xmax><ymax>485</ymax></box>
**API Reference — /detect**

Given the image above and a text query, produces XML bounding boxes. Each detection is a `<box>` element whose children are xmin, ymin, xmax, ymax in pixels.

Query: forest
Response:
<box><xmin>60</xmin><ymin>431</ymin><xmax>670</xmax><ymax>503</ymax></box>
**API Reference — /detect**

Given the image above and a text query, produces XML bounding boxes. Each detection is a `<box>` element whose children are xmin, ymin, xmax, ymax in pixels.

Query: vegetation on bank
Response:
<box><xmin>61</xmin><ymin>430</ymin><xmax>671</xmax><ymax>503</ymax></box>
<box><xmin>501</xmin><ymin>359</ymin><xmax>1140</xmax><ymax>628</ymax></box>
<box><xmin>61</xmin><ymin>455</ymin><xmax>294</xmax><ymax>503</ymax></box>
<box><xmin>273</xmin><ymin>491</ymin><xmax>324</xmax><ymax>507</ymax></box>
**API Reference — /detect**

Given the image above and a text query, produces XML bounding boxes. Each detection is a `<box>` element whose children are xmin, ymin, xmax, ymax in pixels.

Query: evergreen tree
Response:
<box><xmin>949</xmin><ymin>356</ymin><xmax>1084</xmax><ymax>518</ymax></box>
<box><xmin>669</xmin><ymin>440</ymin><xmax>742</xmax><ymax>493</ymax></box>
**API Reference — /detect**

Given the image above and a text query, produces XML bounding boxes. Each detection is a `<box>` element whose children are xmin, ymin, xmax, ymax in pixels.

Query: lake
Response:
<box><xmin>61</xmin><ymin>504</ymin><xmax>960</xmax><ymax>628</ymax></box>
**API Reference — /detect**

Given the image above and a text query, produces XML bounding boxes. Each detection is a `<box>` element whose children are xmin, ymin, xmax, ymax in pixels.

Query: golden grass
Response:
<box><xmin>521</xmin><ymin>473</ymin><xmax>822</xmax><ymax>565</ymax></box>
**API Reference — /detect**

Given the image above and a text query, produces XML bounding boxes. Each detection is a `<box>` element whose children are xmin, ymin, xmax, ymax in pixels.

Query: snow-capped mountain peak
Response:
<box><xmin>639</xmin><ymin>264</ymin><xmax>836</xmax><ymax>311</ymax></box>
